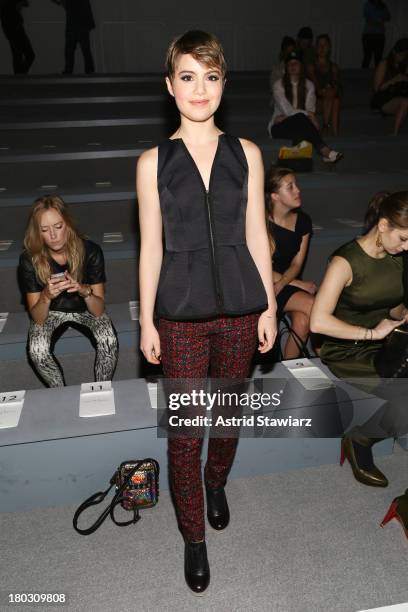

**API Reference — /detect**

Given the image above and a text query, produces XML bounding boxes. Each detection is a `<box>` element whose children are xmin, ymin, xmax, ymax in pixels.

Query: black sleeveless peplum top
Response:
<box><xmin>155</xmin><ymin>134</ymin><xmax>268</xmax><ymax>320</ymax></box>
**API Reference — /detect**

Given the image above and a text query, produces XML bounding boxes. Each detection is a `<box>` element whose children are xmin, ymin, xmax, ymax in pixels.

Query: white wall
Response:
<box><xmin>0</xmin><ymin>0</ymin><xmax>407</xmax><ymax>74</ymax></box>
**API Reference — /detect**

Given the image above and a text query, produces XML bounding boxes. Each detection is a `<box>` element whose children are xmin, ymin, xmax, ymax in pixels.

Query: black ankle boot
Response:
<box><xmin>206</xmin><ymin>484</ymin><xmax>230</xmax><ymax>530</ymax></box>
<box><xmin>340</xmin><ymin>436</ymin><xmax>388</xmax><ymax>487</ymax></box>
<box><xmin>184</xmin><ymin>541</ymin><xmax>210</xmax><ymax>595</ymax></box>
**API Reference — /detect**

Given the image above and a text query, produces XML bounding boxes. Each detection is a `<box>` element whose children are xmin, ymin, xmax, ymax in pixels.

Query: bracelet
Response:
<box><xmin>355</xmin><ymin>326</ymin><xmax>369</xmax><ymax>344</ymax></box>
<box><xmin>42</xmin><ymin>289</ymin><xmax>52</xmax><ymax>303</ymax></box>
<box><xmin>355</xmin><ymin>327</ymin><xmax>373</xmax><ymax>343</ymax></box>
<box><xmin>81</xmin><ymin>285</ymin><xmax>92</xmax><ymax>299</ymax></box>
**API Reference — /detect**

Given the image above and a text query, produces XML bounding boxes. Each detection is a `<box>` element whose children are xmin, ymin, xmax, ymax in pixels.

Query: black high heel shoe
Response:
<box><xmin>340</xmin><ymin>437</ymin><xmax>388</xmax><ymax>487</ymax></box>
<box><xmin>206</xmin><ymin>484</ymin><xmax>230</xmax><ymax>530</ymax></box>
<box><xmin>381</xmin><ymin>489</ymin><xmax>408</xmax><ymax>538</ymax></box>
<box><xmin>184</xmin><ymin>541</ymin><xmax>210</xmax><ymax>595</ymax></box>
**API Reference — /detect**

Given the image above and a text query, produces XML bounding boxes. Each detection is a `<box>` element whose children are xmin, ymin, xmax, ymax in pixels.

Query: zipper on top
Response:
<box><xmin>180</xmin><ymin>137</ymin><xmax>224</xmax><ymax>311</ymax></box>
<box><xmin>205</xmin><ymin>188</ymin><xmax>223</xmax><ymax>310</ymax></box>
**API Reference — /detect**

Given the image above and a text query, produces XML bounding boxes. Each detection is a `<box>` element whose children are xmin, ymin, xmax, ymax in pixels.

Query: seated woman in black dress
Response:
<box><xmin>372</xmin><ymin>38</ymin><xmax>408</xmax><ymax>135</ymax></box>
<box><xmin>266</xmin><ymin>166</ymin><xmax>316</xmax><ymax>358</ymax></box>
<box><xmin>19</xmin><ymin>195</ymin><xmax>118</xmax><ymax>387</ymax></box>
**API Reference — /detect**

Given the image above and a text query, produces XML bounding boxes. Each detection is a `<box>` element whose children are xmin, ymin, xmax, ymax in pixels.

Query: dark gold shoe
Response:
<box><xmin>381</xmin><ymin>489</ymin><xmax>408</xmax><ymax>538</ymax></box>
<box><xmin>340</xmin><ymin>437</ymin><xmax>388</xmax><ymax>487</ymax></box>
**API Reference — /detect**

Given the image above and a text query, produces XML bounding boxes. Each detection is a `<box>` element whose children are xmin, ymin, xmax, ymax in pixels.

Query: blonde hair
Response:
<box><xmin>165</xmin><ymin>30</ymin><xmax>227</xmax><ymax>79</ymax></box>
<box><xmin>23</xmin><ymin>195</ymin><xmax>85</xmax><ymax>285</ymax></box>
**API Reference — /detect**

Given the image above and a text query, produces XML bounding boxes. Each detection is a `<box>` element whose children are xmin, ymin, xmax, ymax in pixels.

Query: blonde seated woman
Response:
<box><xmin>18</xmin><ymin>196</ymin><xmax>118</xmax><ymax>387</ymax></box>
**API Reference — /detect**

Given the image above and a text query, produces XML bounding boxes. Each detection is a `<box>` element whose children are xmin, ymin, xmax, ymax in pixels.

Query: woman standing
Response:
<box><xmin>268</xmin><ymin>50</ymin><xmax>343</xmax><ymax>163</ymax></box>
<box><xmin>19</xmin><ymin>196</ymin><xmax>118</xmax><ymax>387</ymax></box>
<box><xmin>137</xmin><ymin>31</ymin><xmax>276</xmax><ymax>594</ymax></box>
<box><xmin>307</xmin><ymin>34</ymin><xmax>342</xmax><ymax>136</ymax></box>
<box><xmin>266</xmin><ymin>167</ymin><xmax>316</xmax><ymax>359</ymax></box>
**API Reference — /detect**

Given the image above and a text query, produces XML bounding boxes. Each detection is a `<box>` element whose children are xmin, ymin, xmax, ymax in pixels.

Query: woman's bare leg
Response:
<box><xmin>382</xmin><ymin>98</ymin><xmax>408</xmax><ymax>135</ymax></box>
<box><xmin>322</xmin><ymin>89</ymin><xmax>335</xmax><ymax>131</ymax></box>
<box><xmin>393</xmin><ymin>99</ymin><xmax>408</xmax><ymax>135</ymax></box>
<box><xmin>282</xmin><ymin>291</ymin><xmax>314</xmax><ymax>359</ymax></box>
<box><xmin>331</xmin><ymin>97</ymin><xmax>340</xmax><ymax>136</ymax></box>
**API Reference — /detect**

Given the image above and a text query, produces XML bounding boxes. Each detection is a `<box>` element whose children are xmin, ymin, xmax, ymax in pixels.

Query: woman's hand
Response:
<box><xmin>391</xmin><ymin>74</ymin><xmax>408</xmax><ymax>84</ymax></box>
<box><xmin>389</xmin><ymin>304</ymin><xmax>408</xmax><ymax>321</ymax></box>
<box><xmin>372</xmin><ymin>318</ymin><xmax>404</xmax><ymax>340</ymax></box>
<box><xmin>63</xmin><ymin>274</ymin><xmax>105</xmax><ymax>317</ymax></box>
<box><xmin>64</xmin><ymin>272</ymin><xmax>89</xmax><ymax>296</ymax></box>
<box><xmin>140</xmin><ymin>322</ymin><xmax>161</xmax><ymax>364</ymax></box>
<box><xmin>382</xmin><ymin>74</ymin><xmax>408</xmax><ymax>91</ymax></box>
<box><xmin>291</xmin><ymin>279</ymin><xmax>317</xmax><ymax>295</ymax></box>
<box><xmin>273</xmin><ymin>279</ymin><xmax>284</xmax><ymax>296</ymax></box>
<box><xmin>307</xmin><ymin>112</ymin><xmax>320</xmax><ymax>131</ymax></box>
<box><xmin>257</xmin><ymin>310</ymin><xmax>277</xmax><ymax>354</ymax></box>
<box><xmin>43</xmin><ymin>274</ymin><xmax>71</xmax><ymax>301</ymax></box>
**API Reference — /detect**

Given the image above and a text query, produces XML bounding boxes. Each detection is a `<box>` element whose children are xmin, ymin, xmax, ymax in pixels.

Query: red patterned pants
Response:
<box><xmin>159</xmin><ymin>313</ymin><xmax>260</xmax><ymax>542</ymax></box>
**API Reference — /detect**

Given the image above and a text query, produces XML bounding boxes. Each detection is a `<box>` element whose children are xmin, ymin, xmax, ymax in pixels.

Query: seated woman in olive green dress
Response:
<box><xmin>310</xmin><ymin>192</ymin><xmax>408</xmax><ymax>481</ymax></box>
<box><xmin>311</xmin><ymin>191</ymin><xmax>408</xmax><ymax>537</ymax></box>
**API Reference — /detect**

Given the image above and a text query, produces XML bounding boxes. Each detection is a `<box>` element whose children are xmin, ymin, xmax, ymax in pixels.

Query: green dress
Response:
<box><xmin>320</xmin><ymin>240</ymin><xmax>404</xmax><ymax>379</ymax></box>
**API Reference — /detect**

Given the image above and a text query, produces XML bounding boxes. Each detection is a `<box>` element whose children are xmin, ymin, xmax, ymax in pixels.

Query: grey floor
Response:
<box><xmin>1</xmin><ymin>445</ymin><xmax>407</xmax><ymax>612</ymax></box>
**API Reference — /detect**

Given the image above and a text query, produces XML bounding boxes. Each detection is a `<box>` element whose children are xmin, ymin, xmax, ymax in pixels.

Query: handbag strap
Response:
<box><xmin>110</xmin><ymin>496</ymin><xmax>140</xmax><ymax>527</ymax></box>
<box><xmin>279</xmin><ymin>315</ymin><xmax>311</xmax><ymax>359</ymax></box>
<box><xmin>73</xmin><ymin>459</ymin><xmax>146</xmax><ymax>535</ymax></box>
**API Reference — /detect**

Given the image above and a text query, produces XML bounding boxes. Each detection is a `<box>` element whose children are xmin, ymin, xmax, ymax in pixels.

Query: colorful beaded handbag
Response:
<box><xmin>73</xmin><ymin>458</ymin><xmax>159</xmax><ymax>535</ymax></box>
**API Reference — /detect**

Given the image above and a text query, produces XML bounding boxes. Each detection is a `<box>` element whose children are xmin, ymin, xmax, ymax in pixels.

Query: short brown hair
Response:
<box><xmin>165</xmin><ymin>30</ymin><xmax>227</xmax><ymax>79</ymax></box>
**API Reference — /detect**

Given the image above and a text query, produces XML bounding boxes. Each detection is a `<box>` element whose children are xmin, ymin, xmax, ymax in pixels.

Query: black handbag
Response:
<box><xmin>374</xmin><ymin>323</ymin><xmax>408</xmax><ymax>378</ymax></box>
<box><xmin>73</xmin><ymin>458</ymin><xmax>159</xmax><ymax>535</ymax></box>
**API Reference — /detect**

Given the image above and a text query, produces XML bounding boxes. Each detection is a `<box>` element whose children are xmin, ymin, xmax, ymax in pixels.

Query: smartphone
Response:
<box><xmin>50</xmin><ymin>272</ymin><xmax>66</xmax><ymax>281</ymax></box>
